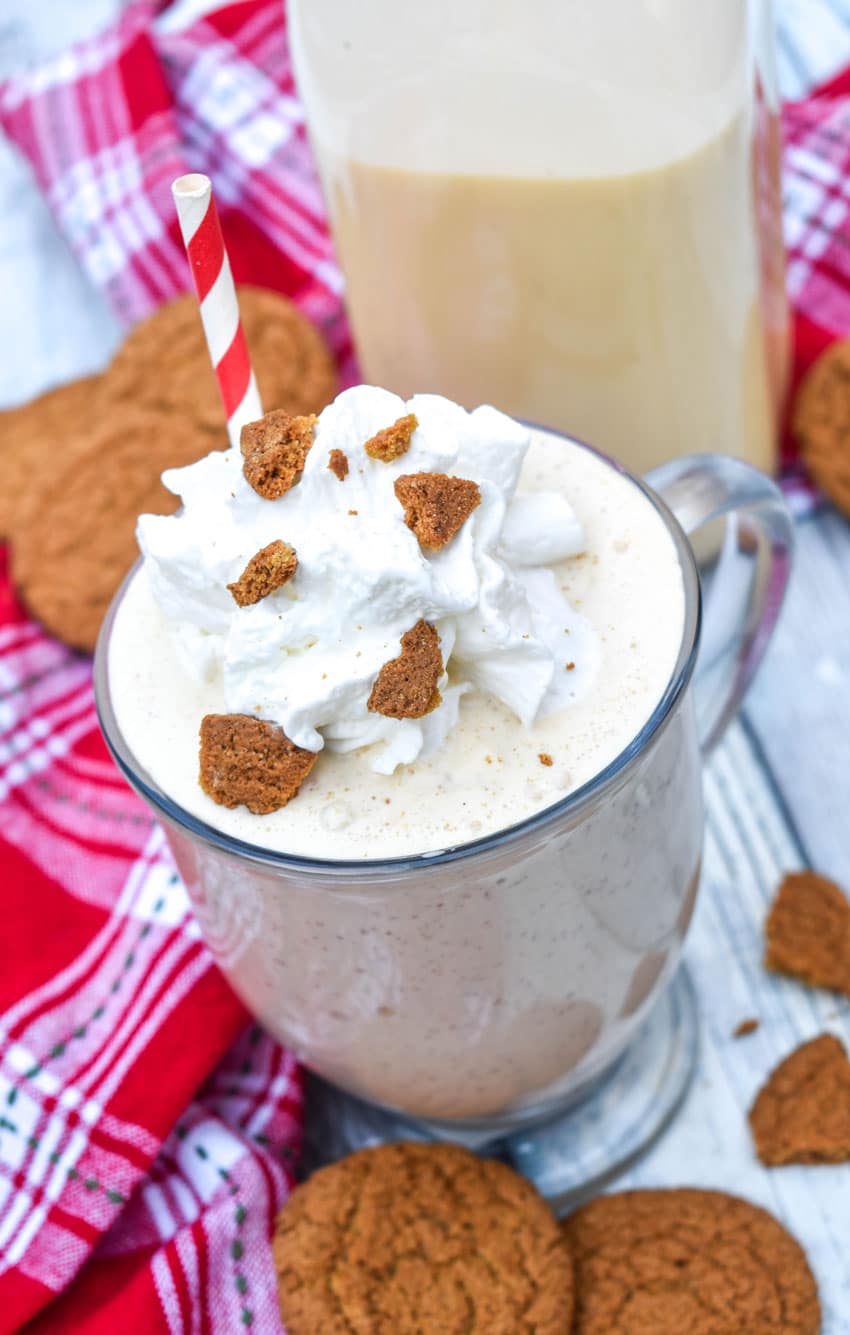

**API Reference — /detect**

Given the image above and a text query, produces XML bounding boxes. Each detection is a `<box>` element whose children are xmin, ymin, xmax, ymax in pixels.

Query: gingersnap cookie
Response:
<box><xmin>792</xmin><ymin>338</ymin><xmax>850</xmax><ymax>516</ymax></box>
<box><xmin>12</xmin><ymin>408</ymin><xmax>217</xmax><ymax>653</ymax></box>
<box><xmin>563</xmin><ymin>1188</ymin><xmax>820</xmax><ymax>1334</ymax></box>
<box><xmin>0</xmin><ymin>375</ymin><xmax>105</xmax><ymax>540</ymax></box>
<box><xmin>765</xmin><ymin>870</ymin><xmax>850</xmax><ymax>996</ymax></box>
<box><xmin>273</xmin><ymin>1141</ymin><xmax>575</xmax><ymax>1334</ymax></box>
<box><xmin>749</xmin><ymin>1033</ymin><xmax>850</xmax><ymax>1166</ymax></box>
<box><xmin>110</xmin><ymin>286</ymin><xmax>337</xmax><ymax>430</ymax></box>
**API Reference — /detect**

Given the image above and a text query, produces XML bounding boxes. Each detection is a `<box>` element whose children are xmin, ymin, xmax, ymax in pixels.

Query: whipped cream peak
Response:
<box><xmin>137</xmin><ymin>387</ymin><xmax>597</xmax><ymax>774</ymax></box>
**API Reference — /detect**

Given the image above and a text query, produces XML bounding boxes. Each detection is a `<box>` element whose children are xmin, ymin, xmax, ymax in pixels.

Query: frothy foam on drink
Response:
<box><xmin>137</xmin><ymin>388</ymin><xmax>598</xmax><ymax>775</ymax></box>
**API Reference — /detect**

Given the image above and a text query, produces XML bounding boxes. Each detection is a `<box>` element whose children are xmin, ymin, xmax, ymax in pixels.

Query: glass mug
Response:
<box><xmin>289</xmin><ymin>0</ymin><xmax>789</xmax><ymax>476</ymax></box>
<box><xmin>95</xmin><ymin>434</ymin><xmax>792</xmax><ymax>1149</ymax></box>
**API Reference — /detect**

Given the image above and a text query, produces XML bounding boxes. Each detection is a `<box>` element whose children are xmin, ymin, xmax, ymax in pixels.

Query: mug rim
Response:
<box><xmin>93</xmin><ymin>425</ymin><xmax>702</xmax><ymax>876</ymax></box>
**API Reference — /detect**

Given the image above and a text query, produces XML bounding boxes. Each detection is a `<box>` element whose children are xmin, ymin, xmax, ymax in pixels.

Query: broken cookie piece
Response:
<box><xmin>733</xmin><ymin>1018</ymin><xmax>760</xmax><ymax>1039</ymax></box>
<box><xmin>368</xmin><ymin>619</ymin><xmax>443</xmax><ymax>719</ymax></box>
<box><xmin>228</xmin><ymin>539</ymin><xmax>297</xmax><ymax>607</ymax></box>
<box><xmin>765</xmin><ymin>870</ymin><xmax>850</xmax><ymax>996</ymax></box>
<box><xmin>749</xmin><ymin>1033</ymin><xmax>850</xmax><ymax>1166</ymax></box>
<box><xmin>199</xmin><ymin>713</ymin><xmax>317</xmax><ymax>814</ymax></box>
<box><xmin>327</xmin><ymin>448</ymin><xmax>349</xmax><ymax>480</ymax></box>
<box><xmin>364</xmin><ymin>413</ymin><xmax>418</xmax><ymax>462</ymax></box>
<box><xmin>241</xmin><ymin>409</ymin><xmax>316</xmax><ymax>499</ymax></box>
<box><xmin>394</xmin><ymin>472</ymin><xmax>480</xmax><ymax>550</ymax></box>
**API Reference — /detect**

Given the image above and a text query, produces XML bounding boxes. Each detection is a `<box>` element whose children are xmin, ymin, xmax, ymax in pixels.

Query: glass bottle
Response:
<box><xmin>290</xmin><ymin>0</ymin><xmax>788</xmax><ymax>475</ymax></box>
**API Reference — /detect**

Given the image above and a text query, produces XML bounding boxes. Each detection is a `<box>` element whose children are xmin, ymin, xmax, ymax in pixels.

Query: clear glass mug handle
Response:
<box><xmin>646</xmin><ymin>454</ymin><xmax>794</xmax><ymax>755</ymax></box>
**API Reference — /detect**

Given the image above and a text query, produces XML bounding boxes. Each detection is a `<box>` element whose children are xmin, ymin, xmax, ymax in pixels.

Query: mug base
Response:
<box><xmin>302</xmin><ymin>964</ymin><xmax>699</xmax><ymax>1213</ymax></box>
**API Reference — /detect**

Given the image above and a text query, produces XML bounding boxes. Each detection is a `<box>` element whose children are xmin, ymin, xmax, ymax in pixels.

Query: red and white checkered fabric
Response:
<box><xmin>1</xmin><ymin>1</ymin><xmax>850</xmax><ymax>1328</ymax></box>
<box><xmin>783</xmin><ymin>65</ymin><xmax>850</xmax><ymax>388</ymax></box>
<box><xmin>0</xmin><ymin>0</ymin><xmax>353</xmax><ymax>377</ymax></box>
<box><xmin>0</xmin><ymin>553</ymin><xmax>302</xmax><ymax>1334</ymax></box>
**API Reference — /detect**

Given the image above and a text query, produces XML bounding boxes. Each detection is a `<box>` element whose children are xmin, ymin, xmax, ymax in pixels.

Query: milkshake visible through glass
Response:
<box><xmin>100</xmin><ymin>391</ymin><xmax>703</xmax><ymax>1125</ymax></box>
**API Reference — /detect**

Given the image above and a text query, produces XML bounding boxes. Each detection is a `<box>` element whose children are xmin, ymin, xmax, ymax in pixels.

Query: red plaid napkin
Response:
<box><xmin>2</xmin><ymin>2</ymin><xmax>850</xmax><ymax>1329</ymax></box>
<box><xmin>783</xmin><ymin>65</ymin><xmax>850</xmax><ymax>399</ymax></box>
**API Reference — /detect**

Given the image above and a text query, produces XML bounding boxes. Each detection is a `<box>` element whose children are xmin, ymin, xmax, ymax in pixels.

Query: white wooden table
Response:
<box><xmin>2</xmin><ymin>1</ymin><xmax>850</xmax><ymax>1329</ymax></box>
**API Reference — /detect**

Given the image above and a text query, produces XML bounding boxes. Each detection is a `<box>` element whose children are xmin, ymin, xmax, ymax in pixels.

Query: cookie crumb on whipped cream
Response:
<box><xmin>368</xmin><ymin>619</ymin><xmax>443</xmax><ymax>719</ymax></box>
<box><xmin>327</xmin><ymin>448</ymin><xmax>349</xmax><ymax>480</ymax></box>
<box><xmin>364</xmin><ymin>412</ymin><xmax>418</xmax><ymax>462</ymax></box>
<box><xmin>394</xmin><ymin>472</ymin><xmax>481</xmax><ymax>550</ymax></box>
<box><xmin>241</xmin><ymin>409</ymin><xmax>316</xmax><ymax>499</ymax></box>
<box><xmin>199</xmin><ymin>713</ymin><xmax>317</xmax><ymax>813</ymax></box>
<box><xmin>138</xmin><ymin>387</ymin><xmax>596</xmax><ymax>814</ymax></box>
<box><xmin>227</xmin><ymin>539</ymin><xmax>297</xmax><ymax>607</ymax></box>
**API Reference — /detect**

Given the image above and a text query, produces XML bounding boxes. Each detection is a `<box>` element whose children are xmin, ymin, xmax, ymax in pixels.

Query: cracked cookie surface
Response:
<box><xmin>562</xmin><ymin>1188</ymin><xmax>819</xmax><ymax>1334</ymax></box>
<box><xmin>274</xmin><ymin>1141</ymin><xmax>574</xmax><ymax>1334</ymax></box>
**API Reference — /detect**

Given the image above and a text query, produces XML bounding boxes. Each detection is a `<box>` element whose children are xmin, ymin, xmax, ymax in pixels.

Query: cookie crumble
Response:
<box><xmin>765</xmin><ymin>870</ymin><xmax>850</xmax><ymax>996</ymax></box>
<box><xmin>749</xmin><ymin>1033</ymin><xmax>850</xmax><ymax>1166</ymax></box>
<box><xmin>241</xmin><ymin>410</ymin><xmax>316</xmax><ymax>499</ymax></box>
<box><xmin>394</xmin><ymin>472</ymin><xmax>480</xmax><ymax>550</ymax></box>
<box><xmin>199</xmin><ymin>713</ymin><xmax>317</xmax><ymax>814</ymax></box>
<box><xmin>227</xmin><ymin>539</ymin><xmax>297</xmax><ymax>607</ymax></box>
<box><xmin>327</xmin><ymin>448</ymin><xmax>349</xmax><ymax>480</ymax></box>
<box><xmin>733</xmin><ymin>1018</ymin><xmax>760</xmax><ymax>1039</ymax></box>
<box><xmin>364</xmin><ymin>412</ymin><xmax>418</xmax><ymax>462</ymax></box>
<box><xmin>368</xmin><ymin>619</ymin><xmax>443</xmax><ymax>719</ymax></box>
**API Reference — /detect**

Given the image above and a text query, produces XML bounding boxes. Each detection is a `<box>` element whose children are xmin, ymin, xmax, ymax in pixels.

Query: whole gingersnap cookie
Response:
<box><xmin>273</xmin><ymin>1142</ymin><xmax>575</xmax><ymax>1334</ymax></box>
<box><xmin>110</xmin><ymin>286</ymin><xmax>337</xmax><ymax>431</ymax></box>
<box><xmin>792</xmin><ymin>339</ymin><xmax>850</xmax><ymax>516</ymax></box>
<box><xmin>563</xmin><ymin>1188</ymin><xmax>820</xmax><ymax>1334</ymax></box>
<box><xmin>12</xmin><ymin>408</ymin><xmax>219</xmax><ymax>653</ymax></box>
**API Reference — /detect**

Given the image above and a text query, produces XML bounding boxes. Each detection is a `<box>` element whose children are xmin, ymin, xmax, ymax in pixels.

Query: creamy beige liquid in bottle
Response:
<box><xmin>291</xmin><ymin>0</ymin><xmax>788</xmax><ymax>475</ymax></box>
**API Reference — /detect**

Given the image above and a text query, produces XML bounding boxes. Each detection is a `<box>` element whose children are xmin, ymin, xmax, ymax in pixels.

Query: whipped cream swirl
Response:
<box><xmin>138</xmin><ymin>387</ymin><xmax>597</xmax><ymax>774</ymax></box>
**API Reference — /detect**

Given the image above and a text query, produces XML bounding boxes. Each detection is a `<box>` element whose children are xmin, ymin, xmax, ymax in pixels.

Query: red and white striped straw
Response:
<box><xmin>171</xmin><ymin>173</ymin><xmax>262</xmax><ymax>446</ymax></box>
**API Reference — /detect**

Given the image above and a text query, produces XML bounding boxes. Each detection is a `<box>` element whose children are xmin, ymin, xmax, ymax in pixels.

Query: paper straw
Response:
<box><xmin>171</xmin><ymin>173</ymin><xmax>263</xmax><ymax>446</ymax></box>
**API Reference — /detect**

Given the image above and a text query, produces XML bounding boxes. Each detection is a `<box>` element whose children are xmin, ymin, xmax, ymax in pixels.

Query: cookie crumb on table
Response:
<box><xmin>765</xmin><ymin>869</ymin><xmax>850</xmax><ymax>996</ymax></box>
<box><xmin>749</xmin><ymin>1032</ymin><xmax>850</xmax><ymax>1167</ymax></box>
<box><xmin>199</xmin><ymin>713</ymin><xmax>317</xmax><ymax>814</ymax></box>
<box><xmin>394</xmin><ymin>472</ymin><xmax>480</xmax><ymax>550</ymax></box>
<box><xmin>538</xmin><ymin>753</ymin><xmax>554</xmax><ymax>767</ymax></box>
<box><xmin>364</xmin><ymin>412</ymin><xmax>418</xmax><ymax>462</ymax></box>
<box><xmin>733</xmin><ymin>1017</ymin><xmax>760</xmax><ymax>1039</ymax></box>
<box><xmin>368</xmin><ymin>619</ymin><xmax>443</xmax><ymax>719</ymax></box>
<box><xmin>227</xmin><ymin>539</ymin><xmax>297</xmax><ymax>606</ymax></box>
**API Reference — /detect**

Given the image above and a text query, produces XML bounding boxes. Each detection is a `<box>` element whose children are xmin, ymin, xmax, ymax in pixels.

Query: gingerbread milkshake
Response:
<box><xmin>100</xmin><ymin>388</ymin><xmax>701</xmax><ymax>1123</ymax></box>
